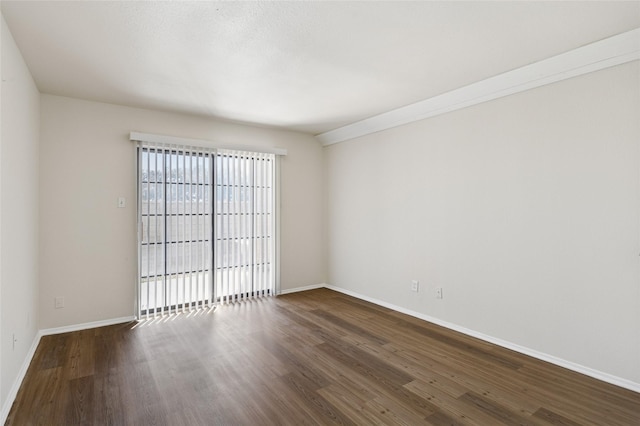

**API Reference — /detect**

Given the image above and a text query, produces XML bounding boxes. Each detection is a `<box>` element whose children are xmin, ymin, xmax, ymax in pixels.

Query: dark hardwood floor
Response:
<box><xmin>7</xmin><ymin>288</ymin><xmax>640</xmax><ymax>425</ymax></box>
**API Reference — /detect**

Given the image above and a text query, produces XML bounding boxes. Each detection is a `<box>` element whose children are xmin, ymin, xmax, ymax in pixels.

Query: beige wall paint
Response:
<box><xmin>0</xmin><ymin>15</ymin><xmax>40</xmax><ymax>407</ymax></box>
<box><xmin>325</xmin><ymin>62</ymin><xmax>640</xmax><ymax>384</ymax></box>
<box><xmin>39</xmin><ymin>95</ymin><xmax>325</xmax><ymax>329</ymax></box>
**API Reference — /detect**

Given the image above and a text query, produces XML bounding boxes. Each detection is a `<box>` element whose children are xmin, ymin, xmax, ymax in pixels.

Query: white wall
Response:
<box><xmin>0</xmin><ymin>15</ymin><xmax>40</xmax><ymax>407</ymax></box>
<box><xmin>39</xmin><ymin>95</ymin><xmax>325</xmax><ymax>329</ymax></box>
<box><xmin>325</xmin><ymin>61</ymin><xmax>640</xmax><ymax>384</ymax></box>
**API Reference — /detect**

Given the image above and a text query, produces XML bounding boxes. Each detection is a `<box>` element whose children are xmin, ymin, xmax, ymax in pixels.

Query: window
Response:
<box><xmin>136</xmin><ymin>142</ymin><xmax>276</xmax><ymax>318</ymax></box>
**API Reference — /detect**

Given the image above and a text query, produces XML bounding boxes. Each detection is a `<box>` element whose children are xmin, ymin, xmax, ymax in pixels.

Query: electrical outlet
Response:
<box><xmin>12</xmin><ymin>333</ymin><xmax>17</xmax><ymax>350</ymax></box>
<box><xmin>435</xmin><ymin>288</ymin><xmax>443</xmax><ymax>299</ymax></box>
<box><xmin>118</xmin><ymin>197</ymin><xmax>126</xmax><ymax>208</ymax></box>
<box><xmin>55</xmin><ymin>296</ymin><xmax>65</xmax><ymax>309</ymax></box>
<box><xmin>411</xmin><ymin>280</ymin><xmax>419</xmax><ymax>292</ymax></box>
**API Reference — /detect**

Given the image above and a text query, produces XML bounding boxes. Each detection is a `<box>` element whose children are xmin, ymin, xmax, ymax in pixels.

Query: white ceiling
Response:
<box><xmin>2</xmin><ymin>1</ymin><xmax>639</xmax><ymax>135</ymax></box>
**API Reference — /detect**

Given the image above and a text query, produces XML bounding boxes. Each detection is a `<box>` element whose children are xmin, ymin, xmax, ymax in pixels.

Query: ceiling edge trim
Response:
<box><xmin>316</xmin><ymin>28</ymin><xmax>640</xmax><ymax>146</ymax></box>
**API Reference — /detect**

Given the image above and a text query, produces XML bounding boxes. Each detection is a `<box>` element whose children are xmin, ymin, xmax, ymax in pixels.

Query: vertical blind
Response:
<box><xmin>136</xmin><ymin>141</ymin><xmax>276</xmax><ymax>319</ymax></box>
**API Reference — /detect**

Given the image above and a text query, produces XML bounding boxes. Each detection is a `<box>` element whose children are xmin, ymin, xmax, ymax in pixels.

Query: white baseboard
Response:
<box><xmin>0</xmin><ymin>315</ymin><xmax>136</xmax><ymax>424</ymax></box>
<box><xmin>0</xmin><ymin>331</ymin><xmax>41</xmax><ymax>425</ymax></box>
<box><xmin>324</xmin><ymin>284</ymin><xmax>640</xmax><ymax>394</ymax></box>
<box><xmin>39</xmin><ymin>316</ymin><xmax>135</xmax><ymax>336</ymax></box>
<box><xmin>278</xmin><ymin>283</ymin><xmax>326</xmax><ymax>295</ymax></box>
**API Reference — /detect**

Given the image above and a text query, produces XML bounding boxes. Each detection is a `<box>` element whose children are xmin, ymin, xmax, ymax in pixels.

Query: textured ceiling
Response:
<box><xmin>2</xmin><ymin>1</ymin><xmax>639</xmax><ymax>135</ymax></box>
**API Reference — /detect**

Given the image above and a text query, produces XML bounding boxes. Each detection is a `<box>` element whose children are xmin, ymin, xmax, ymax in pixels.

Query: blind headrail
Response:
<box><xmin>130</xmin><ymin>131</ymin><xmax>287</xmax><ymax>156</ymax></box>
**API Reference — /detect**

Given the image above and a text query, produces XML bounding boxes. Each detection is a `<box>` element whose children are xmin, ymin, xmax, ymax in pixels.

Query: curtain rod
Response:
<box><xmin>129</xmin><ymin>132</ymin><xmax>287</xmax><ymax>156</ymax></box>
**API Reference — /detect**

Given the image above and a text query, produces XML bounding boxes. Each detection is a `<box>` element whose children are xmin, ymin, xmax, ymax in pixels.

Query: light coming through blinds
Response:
<box><xmin>137</xmin><ymin>142</ymin><xmax>276</xmax><ymax>319</ymax></box>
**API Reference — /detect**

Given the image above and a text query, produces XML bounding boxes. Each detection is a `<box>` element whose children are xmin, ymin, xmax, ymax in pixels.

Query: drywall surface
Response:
<box><xmin>0</xmin><ymin>15</ymin><xmax>40</xmax><ymax>407</ymax></box>
<box><xmin>325</xmin><ymin>62</ymin><xmax>640</xmax><ymax>384</ymax></box>
<box><xmin>39</xmin><ymin>95</ymin><xmax>325</xmax><ymax>329</ymax></box>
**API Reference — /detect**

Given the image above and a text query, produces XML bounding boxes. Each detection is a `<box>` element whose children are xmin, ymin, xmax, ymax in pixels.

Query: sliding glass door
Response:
<box><xmin>214</xmin><ymin>153</ymin><xmax>274</xmax><ymax>303</ymax></box>
<box><xmin>137</xmin><ymin>144</ymin><xmax>275</xmax><ymax>318</ymax></box>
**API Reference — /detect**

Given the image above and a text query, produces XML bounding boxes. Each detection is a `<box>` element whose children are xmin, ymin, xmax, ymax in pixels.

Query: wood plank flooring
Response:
<box><xmin>7</xmin><ymin>288</ymin><xmax>640</xmax><ymax>425</ymax></box>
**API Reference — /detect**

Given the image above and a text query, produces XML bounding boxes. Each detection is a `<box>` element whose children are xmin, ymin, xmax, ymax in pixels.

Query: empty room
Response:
<box><xmin>1</xmin><ymin>1</ymin><xmax>639</xmax><ymax>424</ymax></box>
